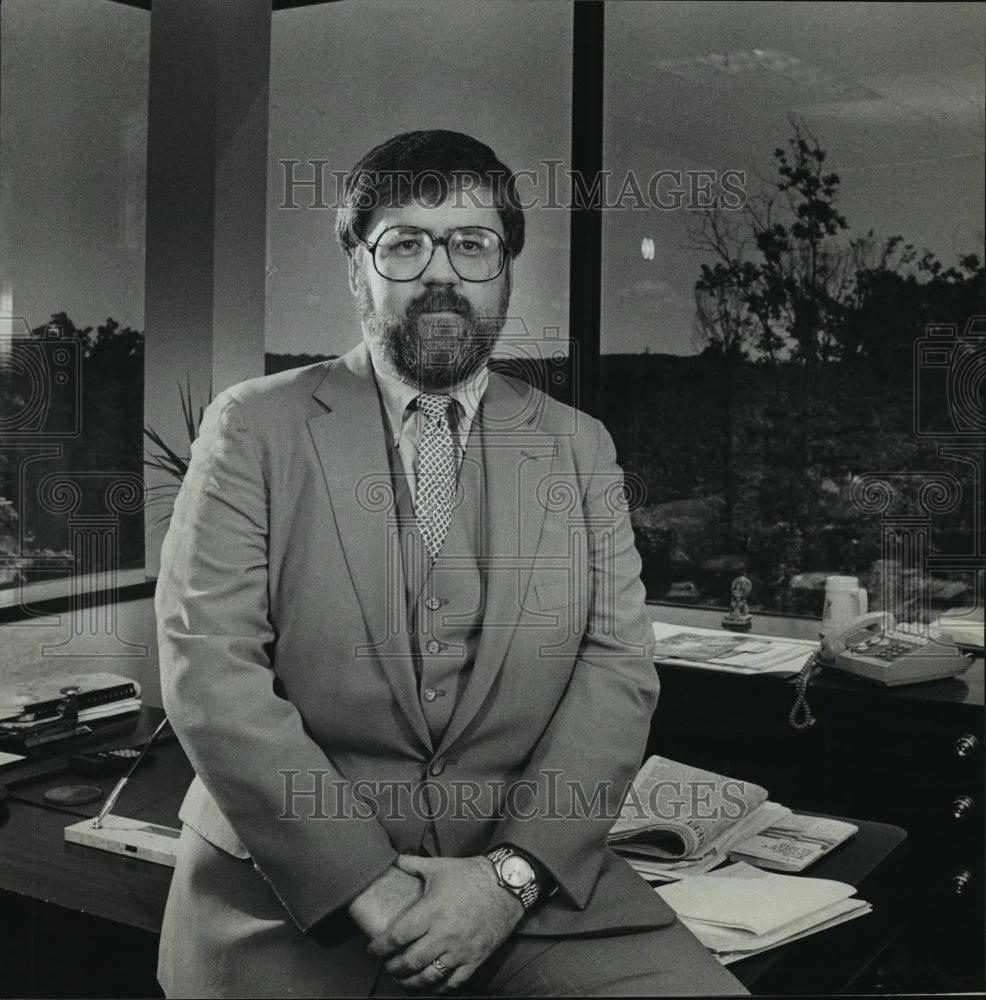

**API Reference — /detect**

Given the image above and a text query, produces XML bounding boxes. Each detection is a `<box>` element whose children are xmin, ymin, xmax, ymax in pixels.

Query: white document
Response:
<box><xmin>715</xmin><ymin>902</ymin><xmax>872</xmax><ymax>964</ymax></box>
<box><xmin>684</xmin><ymin>897</ymin><xmax>871</xmax><ymax>953</ymax></box>
<box><xmin>656</xmin><ymin>862</ymin><xmax>857</xmax><ymax>935</ymax></box>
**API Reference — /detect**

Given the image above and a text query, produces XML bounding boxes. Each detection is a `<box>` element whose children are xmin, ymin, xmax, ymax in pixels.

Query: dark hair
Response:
<box><xmin>335</xmin><ymin>130</ymin><xmax>525</xmax><ymax>259</ymax></box>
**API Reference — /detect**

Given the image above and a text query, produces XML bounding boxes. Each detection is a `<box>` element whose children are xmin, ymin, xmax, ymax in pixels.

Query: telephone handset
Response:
<box><xmin>820</xmin><ymin>612</ymin><xmax>894</xmax><ymax>668</ymax></box>
<box><xmin>790</xmin><ymin>612</ymin><xmax>972</xmax><ymax>729</ymax></box>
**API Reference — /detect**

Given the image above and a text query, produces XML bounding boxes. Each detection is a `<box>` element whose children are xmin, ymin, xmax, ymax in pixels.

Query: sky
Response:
<box><xmin>2</xmin><ymin>0</ymin><xmax>984</xmax><ymax>357</ymax></box>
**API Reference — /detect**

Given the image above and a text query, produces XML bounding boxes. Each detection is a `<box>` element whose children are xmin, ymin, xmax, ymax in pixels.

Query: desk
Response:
<box><xmin>1</xmin><ymin>712</ymin><xmax>186</xmax><ymax>932</ymax></box>
<box><xmin>1</xmin><ymin>709</ymin><xmax>906</xmax><ymax>998</ymax></box>
<box><xmin>646</xmin><ymin>638</ymin><xmax>985</xmax><ymax>992</ymax></box>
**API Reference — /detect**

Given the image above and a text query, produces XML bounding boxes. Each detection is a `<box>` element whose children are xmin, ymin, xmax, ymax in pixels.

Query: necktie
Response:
<box><xmin>415</xmin><ymin>393</ymin><xmax>455</xmax><ymax>559</ymax></box>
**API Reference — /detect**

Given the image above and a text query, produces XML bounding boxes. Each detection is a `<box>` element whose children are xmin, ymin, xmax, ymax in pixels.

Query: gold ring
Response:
<box><xmin>431</xmin><ymin>959</ymin><xmax>451</xmax><ymax>977</ymax></box>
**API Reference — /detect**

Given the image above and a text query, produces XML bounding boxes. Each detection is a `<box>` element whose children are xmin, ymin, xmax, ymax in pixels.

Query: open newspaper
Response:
<box><xmin>651</xmin><ymin>621</ymin><xmax>817</xmax><ymax>675</ymax></box>
<box><xmin>609</xmin><ymin>755</ymin><xmax>790</xmax><ymax>879</ymax></box>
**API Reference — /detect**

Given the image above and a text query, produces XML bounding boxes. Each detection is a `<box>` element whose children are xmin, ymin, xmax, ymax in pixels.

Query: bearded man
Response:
<box><xmin>155</xmin><ymin>129</ymin><xmax>745</xmax><ymax>998</ymax></box>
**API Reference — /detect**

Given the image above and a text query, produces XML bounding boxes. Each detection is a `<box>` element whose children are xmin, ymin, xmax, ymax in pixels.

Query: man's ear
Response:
<box><xmin>502</xmin><ymin>257</ymin><xmax>513</xmax><ymax>302</ymax></box>
<box><xmin>347</xmin><ymin>254</ymin><xmax>360</xmax><ymax>296</ymax></box>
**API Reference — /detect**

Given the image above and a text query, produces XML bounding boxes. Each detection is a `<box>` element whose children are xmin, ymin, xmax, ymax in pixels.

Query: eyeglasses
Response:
<box><xmin>360</xmin><ymin>226</ymin><xmax>506</xmax><ymax>282</ymax></box>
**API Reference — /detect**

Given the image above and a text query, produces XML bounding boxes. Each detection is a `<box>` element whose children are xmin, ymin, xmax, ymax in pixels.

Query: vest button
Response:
<box><xmin>423</xmin><ymin>687</ymin><xmax>438</xmax><ymax>703</ymax></box>
<box><xmin>426</xmin><ymin>597</ymin><xmax>441</xmax><ymax>611</ymax></box>
<box><xmin>426</xmin><ymin>639</ymin><xmax>442</xmax><ymax>655</ymax></box>
<box><xmin>429</xmin><ymin>758</ymin><xmax>445</xmax><ymax>777</ymax></box>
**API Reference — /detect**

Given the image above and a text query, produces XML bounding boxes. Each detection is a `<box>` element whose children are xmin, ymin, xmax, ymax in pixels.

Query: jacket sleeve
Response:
<box><xmin>156</xmin><ymin>391</ymin><xmax>397</xmax><ymax>931</ymax></box>
<box><xmin>489</xmin><ymin>417</ymin><xmax>658</xmax><ymax>909</ymax></box>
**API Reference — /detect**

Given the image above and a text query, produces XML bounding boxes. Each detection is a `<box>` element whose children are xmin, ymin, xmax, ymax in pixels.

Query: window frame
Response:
<box><xmin>3</xmin><ymin>0</ymin><xmax>878</xmax><ymax>631</ymax></box>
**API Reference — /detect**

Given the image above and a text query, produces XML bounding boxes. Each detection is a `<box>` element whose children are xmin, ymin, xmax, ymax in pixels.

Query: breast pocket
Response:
<box><xmin>528</xmin><ymin>574</ymin><xmax>591</xmax><ymax>655</ymax></box>
<box><xmin>524</xmin><ymin>575</ymin><xmax>590</xmax><ymax>665</ymax></box>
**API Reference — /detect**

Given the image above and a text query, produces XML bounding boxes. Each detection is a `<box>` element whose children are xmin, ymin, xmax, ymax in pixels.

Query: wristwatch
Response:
<box><xmin>486</xmin><ymin>845</ymin><xmax>539</xmax><ymax>911</ymax></box>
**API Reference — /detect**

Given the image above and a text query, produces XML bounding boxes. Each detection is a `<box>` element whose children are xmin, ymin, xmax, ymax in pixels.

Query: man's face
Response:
<box><xmin>350</xmin><ymin>184</ymin><xmax>512</xmax><ymax>390</ymax></box>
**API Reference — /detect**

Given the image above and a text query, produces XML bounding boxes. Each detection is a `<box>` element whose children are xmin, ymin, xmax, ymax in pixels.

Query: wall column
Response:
<box><xmin>143</xmin><ymin>0</ymin><xmax>271</xmax><ymax>575</ymax></box>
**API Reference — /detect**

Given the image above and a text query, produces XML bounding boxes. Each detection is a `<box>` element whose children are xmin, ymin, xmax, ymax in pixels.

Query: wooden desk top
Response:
<box><xmin>0</xmin><ymin>719</ymin><xmax>188</xmax><ymax>933</ymax></box>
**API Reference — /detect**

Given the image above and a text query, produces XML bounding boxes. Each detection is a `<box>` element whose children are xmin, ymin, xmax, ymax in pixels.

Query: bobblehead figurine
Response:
<box><xmin>722</xmin><ymin>575</ymin><xmax>753</xmax><ymax>632</ymax></box>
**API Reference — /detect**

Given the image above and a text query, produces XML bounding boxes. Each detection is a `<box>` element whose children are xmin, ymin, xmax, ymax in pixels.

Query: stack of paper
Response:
<box><xmin>931</xmin><ymin>607</ymin><xmax>985</xmax><ymax>652</ymax></box>
<box><xmin>651</xmin><ymin>621</ymin><xmax>817</xmax><ymax>676</ymax></box>
<box><xmin>609</xmin><ymin>755</ymin><xmax>792</xmax><ymax>881</ymax></box>
<box><xmin>614</xmin><ymin>800</ymin><xmax>793</xmax><ymax>880</ymax></box>
<box><xmin>657</xmin><ymin>862</ymin><xmax>871</xmax><ymax>964</ymax></box>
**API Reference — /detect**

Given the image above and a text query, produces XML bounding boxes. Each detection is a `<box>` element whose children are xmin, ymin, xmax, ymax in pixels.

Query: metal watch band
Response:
<box><xmin>516</xmin><ymin>879</ymin><xmax>539</xmax><ymax>909</ymax></box>
<box><xmin>487</xmin><ymin>846</ymin><xmax>512</xmax><ymax>866</ymax></box>
<box><xmin>486</xmin><ymin>846</ymin><xmax>540</xmax><ymax>911</ymax></box>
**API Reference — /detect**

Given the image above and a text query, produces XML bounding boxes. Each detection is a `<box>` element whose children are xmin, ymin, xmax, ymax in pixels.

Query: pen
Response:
<box><xmin>92</xmin><ymin>715</ymin><xmax>171</xmax><ymax>829</ymax></box>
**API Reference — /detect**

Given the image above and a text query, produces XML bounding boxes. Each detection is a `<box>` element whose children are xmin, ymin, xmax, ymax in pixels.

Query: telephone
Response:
<box><xmin>820</xmin><ymin>612</ymin><xmax>971</xmax><ymax>685</ymax></box>
<box><xmin>790</xmin><ymin>612</ymin><xmax>972</xmax><ymax>730</ymax></box>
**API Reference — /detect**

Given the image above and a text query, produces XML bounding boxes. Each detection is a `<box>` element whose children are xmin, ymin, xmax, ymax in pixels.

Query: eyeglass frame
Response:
<box><xmin>358</xmin><ymin>225</ymin><xmax>508</xmax><ymax>283</ymax></box>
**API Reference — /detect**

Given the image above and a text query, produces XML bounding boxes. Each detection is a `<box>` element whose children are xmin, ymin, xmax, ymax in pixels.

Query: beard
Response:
<box><xmin>354</xmin><ymin>269</ymin><xmax>510</xmax><ymax>389</ymax></box>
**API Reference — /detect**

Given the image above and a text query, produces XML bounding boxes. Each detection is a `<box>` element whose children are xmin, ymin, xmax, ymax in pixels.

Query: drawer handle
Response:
<box><xmin>955</xmin><ymin>734</ymin><xmax>980</xmax><ymax>757</ymax></box>
<box><xmin>952</xmin><ymin>795</ymin><xmax>975</xmax><ymax>819</ymax></box>
<box><xmin>952</xmin><ymin>870</ymin><xmax>973</xmax><ymax>894</ymax></box>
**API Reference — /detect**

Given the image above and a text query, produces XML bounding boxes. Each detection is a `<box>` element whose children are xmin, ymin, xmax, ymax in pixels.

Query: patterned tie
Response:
<box><xmin>415</xmin><ymin>393</ymin><xmax>456</xmax><ymax>560</ymax></box>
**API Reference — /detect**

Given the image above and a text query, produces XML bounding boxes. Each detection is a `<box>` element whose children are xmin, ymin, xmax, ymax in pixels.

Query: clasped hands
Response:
<box><xmin>349</xmin><ymin>854</ymin><xmax>524</xmax><ymax>994</ymax></box>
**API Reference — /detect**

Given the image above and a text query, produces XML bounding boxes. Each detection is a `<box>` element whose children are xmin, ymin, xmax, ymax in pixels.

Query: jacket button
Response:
<box><xmin>426</xmin><ymin>639</ymin><xmax>442</xmax><ymax>655</ymax></box>
<box><xmin>429</xmin><ymin>758</ymin><xmax>445</xmax><ymax>776</ymax></box>
<box><xmin>423</xmin><ymin>687</ymin><xmax>438</xmax><ymax>703</ymax></box>
<box><xmin>426</xmin><ymin>597</ymin><xmax>441</xmax><ymax>611</ymax></box>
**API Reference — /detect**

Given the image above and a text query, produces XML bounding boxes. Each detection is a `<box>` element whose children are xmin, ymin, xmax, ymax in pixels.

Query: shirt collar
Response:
<box><xmin>372</xmin><ymin>361</ymin><xmax>490</xmax><ymax>446</ymax></box>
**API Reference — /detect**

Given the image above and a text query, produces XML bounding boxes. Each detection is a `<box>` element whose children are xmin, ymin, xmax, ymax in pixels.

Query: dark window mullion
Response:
<box><xmin>567</xmin><ymin>0</ymin><xmax>604</xmax><ymax>416</ymax></box>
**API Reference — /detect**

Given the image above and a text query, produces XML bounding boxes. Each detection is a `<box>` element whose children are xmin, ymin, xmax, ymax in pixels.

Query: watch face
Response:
<box><xmin>500</xmin><ymin>855</ymin><xmax>534</xmax><ymax>888</ymax></box>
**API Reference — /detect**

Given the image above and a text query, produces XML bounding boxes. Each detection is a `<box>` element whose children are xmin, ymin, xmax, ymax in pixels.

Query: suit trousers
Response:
<box><xmin>160</xmin><ymin>826</ymin><xmax>747</xmax><ymax>998</ymax></box>
<box><xmin>371</xmin><ymin>923</ymin><xmax>748</xmax><ymax>997</ymax></box>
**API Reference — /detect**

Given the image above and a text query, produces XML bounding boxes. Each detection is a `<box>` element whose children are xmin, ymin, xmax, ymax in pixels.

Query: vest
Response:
<box><xmin>386</xmin><ymin>406</ymin><xmax>488</xmax><ymax>855</ymax></box>
<box><xmin>389</xmin><ymin>420</ymin><xmax>487</xmax><ymax>747</ymax></box>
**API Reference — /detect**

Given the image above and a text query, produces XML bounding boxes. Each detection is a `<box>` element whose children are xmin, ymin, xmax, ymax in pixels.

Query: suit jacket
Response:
<box><xmin>155</xmin><ymin>343</ymin><xmax>673</xmax><ymax>996</ymax></box>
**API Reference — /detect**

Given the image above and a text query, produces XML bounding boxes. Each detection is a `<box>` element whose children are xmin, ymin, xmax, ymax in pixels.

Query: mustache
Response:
<box><xmin>406</xmin><ymin>289</ymin><xmax>475</xmax><ymax>318</ymax></box>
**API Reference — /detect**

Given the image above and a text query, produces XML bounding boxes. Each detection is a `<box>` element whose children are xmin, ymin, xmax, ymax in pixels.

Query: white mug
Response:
<box><xmin>822</xmin><ymin>576</ymin><xmax>868</xmax><ymax>633</ymax></box>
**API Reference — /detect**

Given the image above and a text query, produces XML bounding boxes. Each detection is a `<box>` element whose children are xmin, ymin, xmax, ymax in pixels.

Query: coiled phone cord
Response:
<box><xmin>789</xmin><ymin>648</ymin><xmax>820</xmax><ymax>730</ymax></box>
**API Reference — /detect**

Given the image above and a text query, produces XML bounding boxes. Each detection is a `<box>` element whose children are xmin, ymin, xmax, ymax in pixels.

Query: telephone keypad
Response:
<box><xmin>872</xmin><ymin>642</ymin><xmax>919</xmax><ymax>661</ymax></box>
<box><xmin>854</xmin><ymin>635</ymin><xmax>922</xmax><ymax>662</ymax></box>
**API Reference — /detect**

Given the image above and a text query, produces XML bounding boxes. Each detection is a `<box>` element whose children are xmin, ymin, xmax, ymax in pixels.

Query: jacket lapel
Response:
<box><xmin>437</xmin><ymin>372</ymin><xmax>556</xmax><ymax>754</ymax></box>
<box><xmin>307</xmin><ymin>345</ymin><xmax>432</xmax><ymax>751</ymax></box>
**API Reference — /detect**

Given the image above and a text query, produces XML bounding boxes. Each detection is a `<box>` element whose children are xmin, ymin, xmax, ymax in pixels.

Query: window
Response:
<box><xmin>266</xmin><ymin>0</ymin><xmax>573</xmax><ymax>391</ymax></box>
<box><xmin>600</xmin><ymin>2</ymin><xmax>985</xmax><ymax>620</ymax></box>
<box><xmin>0</xmin><ymin>0</ymin><xmax>148</xmax><ymax>606</ymax></box>
<box><xmin>3</xmin><ymin>0</ymin><xmax>982</xmax><ymax>634</ymax></box>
